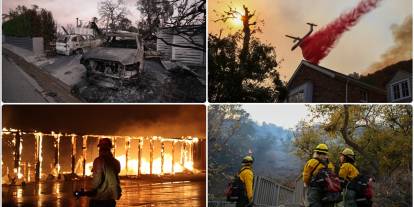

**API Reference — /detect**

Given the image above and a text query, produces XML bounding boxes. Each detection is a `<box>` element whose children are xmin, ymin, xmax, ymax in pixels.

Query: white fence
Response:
<box><xmin>253</xmin><ymin>176</ymin><xmax>295</xmax><ymax>207</ymax></box>
<box><xmin>209</xmin><ymin>175</ymin><xmax>305</xmax><ymax>207</ymax></box>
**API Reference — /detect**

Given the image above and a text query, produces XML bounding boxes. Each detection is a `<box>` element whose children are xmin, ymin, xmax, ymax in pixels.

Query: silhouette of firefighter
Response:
<box><xmin>74</xmin><ymin>138</ymin><xmax>122</xmax><ymax>207</ymax></box>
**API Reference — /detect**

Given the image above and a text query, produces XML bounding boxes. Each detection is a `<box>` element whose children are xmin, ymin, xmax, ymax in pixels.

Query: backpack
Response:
<box><xmin>225</xmin><ymin>169</ymin><xmax>248</xmax><ymax>202</ymax></box>
<box><xmin>310</xmin><ymin>160</ymin><xmax>341</xmax><ymax>193</ymax></box>
<box><xmin>310</xmin><ymin>160</ymin><xmax>342</xmax><ymax>203</ymax></box>
<box><xmin>350</xmin><ymin>174</ymin><xmax>374</xmax><ymax>207</ymax></box>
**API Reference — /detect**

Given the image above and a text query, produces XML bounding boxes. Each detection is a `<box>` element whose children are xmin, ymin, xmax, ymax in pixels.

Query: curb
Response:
<box><xmin>3</xmin><ymin>47</ymin><xmax>82</xmax><ymax>103</ymax></box>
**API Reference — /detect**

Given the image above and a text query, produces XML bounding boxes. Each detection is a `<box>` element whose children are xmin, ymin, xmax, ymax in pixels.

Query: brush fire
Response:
<box><xmin>2</xmin><ymin>128</ymin><xmax>202</xmax><ymax>185</ymax></box>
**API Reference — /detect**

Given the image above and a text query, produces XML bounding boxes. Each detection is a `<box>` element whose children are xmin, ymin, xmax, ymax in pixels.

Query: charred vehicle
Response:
<box><xmin>56</xmin><ymin>34</ymin><xmax>102</xmax><ymax>56</ymax></box>
<box><xmin>80</xmin><ymin>32</ymin><xmax>144</xmax><ymax>88</ymax></box>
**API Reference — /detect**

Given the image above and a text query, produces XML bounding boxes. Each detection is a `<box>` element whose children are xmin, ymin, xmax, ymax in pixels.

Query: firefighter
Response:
<box><xmin>75</xmin><ymin>138</ymin><xmax>122</xmax><ymax>207</ymax></box>
<box><xmin>303</xmin><ymin>143</ymin><xmax>335</xmax><ymax>207</ymax></box>
<box><xmin>237</xmin><ymin>155</ymin><xmax>254</xmax><ymax>207</ymax></box>
<box><xmin>339</xmin><ymin>148</ymin><xmax>359</xmax><ymax>207</ymax></box>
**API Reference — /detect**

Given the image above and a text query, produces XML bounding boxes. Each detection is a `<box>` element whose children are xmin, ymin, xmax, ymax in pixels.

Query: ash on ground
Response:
<box><xmin>72</xmin><ymin>60</ymin><xmax>205</xmax><ymax>103</ymax></box>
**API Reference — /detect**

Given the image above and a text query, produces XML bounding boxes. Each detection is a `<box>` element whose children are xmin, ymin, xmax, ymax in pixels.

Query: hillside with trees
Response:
<box><xmin>208</xmin><ymin>105</ymin><xmax>301</xmax><ymax>199</ymax></box>
<box><xmin>209</xmin><ymin>105</ymin><xmax>412</xmax><ymax>206</ymax></box>
<box><xmin>293</xmin><ymin>105</ymin><xmax>412</xmax><ymax>206</ymax></box>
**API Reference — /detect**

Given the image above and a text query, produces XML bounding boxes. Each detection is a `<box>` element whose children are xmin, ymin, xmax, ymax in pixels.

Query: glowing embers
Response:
<box><xmin>1</xmin><ymin>128</ymin><xmax>200</xmax><ymax>184</ymax></box>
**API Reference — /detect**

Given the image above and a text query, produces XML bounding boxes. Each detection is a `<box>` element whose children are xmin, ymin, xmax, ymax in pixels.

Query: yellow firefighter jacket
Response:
<box><xmin>339</xmin><ymin>162</ymin><xmax>359</xmax><ymax>182</ymax></box>
<box><xmin>239</xmin><ymin>165</ymin><xmax>254</xmax><ymax>202</ymax></box>
<box><xmin>303</xmin><ymin>158</ymin><xmax>335</xmax><ymax>185</ymax></box>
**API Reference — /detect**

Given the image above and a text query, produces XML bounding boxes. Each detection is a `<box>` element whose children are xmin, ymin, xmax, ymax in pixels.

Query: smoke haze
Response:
<box><xmin>365</xmin><ymin>16</ymin><xmax>412</xmax><ymax>73</ymax></box>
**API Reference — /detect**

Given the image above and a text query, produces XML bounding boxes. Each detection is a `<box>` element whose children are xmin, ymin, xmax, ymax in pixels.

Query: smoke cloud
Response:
<box><xmin>2</xmin><ymin>105</ymin><xmax>206</xmax><ymax>139</ymax></box>
<box><xmin>365</xmin><ymin>16</ymin><xmax>412</xmax><ymax>73</ymax></box>
<box><xmin>115</xmin><ymin>108</ymin><xmax>206</xmax><ymax>139</ymax></box>
<box><xmin>300</xmin><ymin>0</ymin><xmax>382</xmax><ymax>64</ymax></box>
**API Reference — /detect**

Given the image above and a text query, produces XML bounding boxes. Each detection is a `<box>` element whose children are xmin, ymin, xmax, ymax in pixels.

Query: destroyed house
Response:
<box><xmin>156</xmin><ymin>26</ymin><xmax>206</xmax><ymax>67</ymax></box>
<box><xmin>286</xmin><ymin>60</ymin><xmax>387</xmax><ymax>103</ymax></box>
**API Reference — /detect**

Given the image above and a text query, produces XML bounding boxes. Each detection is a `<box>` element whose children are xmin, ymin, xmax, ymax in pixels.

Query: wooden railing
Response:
<box><xmin>209</xmin><ymin>175</ymin><xmax>306</xmax><ymax>207</ymax></box>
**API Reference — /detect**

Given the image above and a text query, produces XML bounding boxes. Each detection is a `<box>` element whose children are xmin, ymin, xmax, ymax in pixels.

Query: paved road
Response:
<box><xmin>2</xmin><ymin>55</ymin><xmax>47</xmax><ymax>103</ymax></box>
<box><xmin>2</xmin><ymin>179</ymin><xmax>206</xmax><ymax>207</ymax></box>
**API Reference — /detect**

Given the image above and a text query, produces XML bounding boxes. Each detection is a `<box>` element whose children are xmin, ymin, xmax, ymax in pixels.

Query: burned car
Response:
<box><xmin>56</xmin><ymin>34</ymin><xmax>102</xmax><ymax>56</ymax></box>
<box><xmin>80</xmin><ymin>32</ymin><xmax>144</xmax><ymax>88</ymax></box>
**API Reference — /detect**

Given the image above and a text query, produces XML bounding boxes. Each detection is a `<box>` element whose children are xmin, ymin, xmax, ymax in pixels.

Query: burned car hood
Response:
<box><xmin>82</xmin><ymin>47</ymin><xmax>140</xmax><ymax>65</ymax></box>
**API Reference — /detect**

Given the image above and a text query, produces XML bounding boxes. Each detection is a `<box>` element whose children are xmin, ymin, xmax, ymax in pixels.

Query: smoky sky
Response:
<box><xmin>2</xmin><ymin>0</ymin><xmax>141</xmax><ymax>26</ymax></box>
<box><xmin>209</xmin><ymin>0</ymin><xmax>412</xmax><ymax>80</ymax></box>
<box><xmin>2</xmin><ymin>105</ymin><xmax>206</xmax><ymax>138</ymax></box>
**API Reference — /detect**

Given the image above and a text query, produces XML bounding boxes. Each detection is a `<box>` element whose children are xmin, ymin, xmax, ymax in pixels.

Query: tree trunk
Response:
<box><xmin>239</xmin><ymin>6</ymin><xmax>251</xmax><ymax>73</ymax></box>
<box><xmin>341</xmin><ymin>105</ymin><xmax>380</xmax><ymax>176</ymax></box>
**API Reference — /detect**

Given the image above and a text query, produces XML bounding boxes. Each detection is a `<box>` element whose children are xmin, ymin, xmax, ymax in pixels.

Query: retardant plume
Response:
<box><xmin>365</xmin><ymin>16</ymin><xmax>412</xmax><ymax>73</ymax></box>
<box><xmin>300</xmin><ymin>0</ymin><xmax>382</xmax><ymax>64</ymax></box>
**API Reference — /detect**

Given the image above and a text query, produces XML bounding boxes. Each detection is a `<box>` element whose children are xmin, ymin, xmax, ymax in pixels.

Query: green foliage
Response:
<box><xmin>3</xmin><ymin>5</ymin><xmax>57</xmax><ymax>50</ymax></box>
<box><xmin>293</xmin><ymin>105</ymin><xmax>412</xmax><ymax>205</ymax></box>
<box><xmin>208</xmin><ymin>33</ymin><xmax>287</xmax><ymax>102</ymax></box>
<box><xmin>293</xmin><ymin>120</ymin><xmax>344</xmax><ymax>164</ymax></box>
<box><xmin>208</xmin><ymin>105</ymin><xmax>300</xmax><ymax>198</ymax></box>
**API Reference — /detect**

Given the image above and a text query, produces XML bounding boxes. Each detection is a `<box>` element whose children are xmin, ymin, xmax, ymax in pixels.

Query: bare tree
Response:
<box><xmin>136</xmin><ymin>0</ymin><xmax>173</xmax><ymax>39</ymax></box>
<box><xmin>98</xmin><ymin>0</ymin><xmax>128</xmax><ymax>32</ymax></box>
<box><xmin>137</xmin><ymin>0</ymin><xmax>205</xmax><ymax>51</ymax></box>
<box><xmin>215</xmin><ymin>5</ymin><xmax>261</xmax><ymax>72</ymax></box>
<box><xmin>65</xmin><ymin>24</ymin><xmax>76</xmax><ymax>34</ymax></box>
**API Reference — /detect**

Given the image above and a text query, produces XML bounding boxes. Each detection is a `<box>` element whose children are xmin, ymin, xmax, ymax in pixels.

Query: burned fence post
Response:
<box><xmin>71</xmin><ymin>135</ymin><xmax>76</xmax><ymax>175</ymax></box>
<box><xmin>138</xmin><ymin>138</ymin><xmax>142</xmax><ymax>176</ymax></box>
<box><xmin>82</xmin><ymin>135</ymin><xmax>87</xmax><ymax>177</ymax></box>
<box><xmin>34</xmin><ymin>132</ymin><xmax>43</xmax><ymax>182</ymax></box>
<box><xmin>13</xmin><ymin>131</ymin><xmax>22</xmax><ymax>179</ymax></box>
<box><xmin>125</xmin><ymin>137</ymin><xmax>130</xmax><ymax>176</ymax></box>
<box><xmin>53</xmin><ymin>132</ymin><xmax>62</xmax><ymax>177</ymax></box>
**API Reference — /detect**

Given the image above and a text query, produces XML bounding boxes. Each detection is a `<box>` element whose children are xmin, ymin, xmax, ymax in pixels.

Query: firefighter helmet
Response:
<box><xmin>341</xmin><ymin>148</ymin><xmax>355</xmax><ymax>157</ymax></box>
<box><xmin>242</xmin><ymin>155</ymin><xmax>254</xmax><ymax>163</ymax></box>
<box><xmin>314</xmin><ymin>143</ymin><xmax>329</xmax><ymax>154</ymax></box>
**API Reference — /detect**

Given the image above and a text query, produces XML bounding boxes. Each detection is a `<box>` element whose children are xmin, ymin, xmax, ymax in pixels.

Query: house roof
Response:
<box><xmin>288</xmin><ymin>60</ymin><xmax>386</xmax><ymax>94</ymax></box>
<box><xmin>359</xmin><ymin>59</ymin><xmax>412</xmax><ymax>88</ymax></box>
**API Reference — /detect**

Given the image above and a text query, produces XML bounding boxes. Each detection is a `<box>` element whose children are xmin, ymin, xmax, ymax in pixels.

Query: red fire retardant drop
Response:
<box><xmin>300</xmin><ymin>0</ymin><xmax>382</xmax><ymax>64</ymax></box>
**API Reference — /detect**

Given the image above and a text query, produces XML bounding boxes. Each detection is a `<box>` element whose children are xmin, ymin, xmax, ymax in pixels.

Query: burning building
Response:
<box><xmin>2</xmin><ymin>105</ymin><xmax>206</xmax><ymax>206</ymax></box>
<box><xmin>2</xmin><ymin>128</ymin><xmax>205</xmax><ymax>185</ymax></box>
